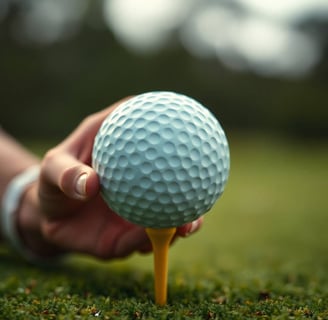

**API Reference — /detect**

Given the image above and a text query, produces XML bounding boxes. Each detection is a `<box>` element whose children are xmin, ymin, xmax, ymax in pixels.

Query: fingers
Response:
<box><xmin>60</xmin><ymin>162</ymin><xmax>99</xmax><ymax>200</ymax></box>
<box><xmin>39</xmin><ymin>97</ymin><xmax>134</xmax><ymax>212</ymax></box>
<box><xmin>40</xmin><ymin>197</ymin><xmax>112</xmax><ymax>255</ymax></box>
<box><xmin>109</xmin><ymin>216</ymin><xmax>204</xmax><ymax>258</ymax></box>
<box><xmin>111</xmin><ymin>217</ymin><xmax>204</xmax><ymax>258</ymax></box>
<box><xmin>176</xmin><ymin>217</ymin><xmax>204</xmax><ymax>237</ymax></box>
<box><xmin>111</xmin><ymin>226</ymin><xmax>150</xmax><ymax>258</ymax></box>
<box><xmin>39</xmin><ymin>150</ymin><xmax>100</xmax><ymax>218</ymax></box>
<box><xmin>40</xmin><ymin>209</ymin><xmax>204</xmax><ymax>260</ymax></box>
<box><xmin>42</xmin><ymin>151</ymin><xmax>99</xmax><ymax>199</ymax></box>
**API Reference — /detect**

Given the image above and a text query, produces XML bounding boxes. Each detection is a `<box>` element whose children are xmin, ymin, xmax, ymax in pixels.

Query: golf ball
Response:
<box><xmin>92</xmin><ymin>91</ymin><xmax>230</xmax><ymax>228</ymax></box>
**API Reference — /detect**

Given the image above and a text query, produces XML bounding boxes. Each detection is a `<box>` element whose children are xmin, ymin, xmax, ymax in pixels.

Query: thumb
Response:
<box><xmin>40</xmin><ymin>151</ymin><xmax>100</xmax><ymax>202</ymax></box>
<box><xmin>60</xmin><ymin>162</ymin><xmax>99</xmax><ymax>200</ymax></box>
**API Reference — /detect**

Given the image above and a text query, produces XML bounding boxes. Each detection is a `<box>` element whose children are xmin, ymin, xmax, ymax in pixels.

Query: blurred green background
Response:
<box><xmin>1</xmin><ymin>0</ymin><xmax>327</xmax><ymax>140</ymax></box>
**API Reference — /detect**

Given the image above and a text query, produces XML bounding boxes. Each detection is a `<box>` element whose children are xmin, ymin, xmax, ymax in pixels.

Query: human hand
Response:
<box><xmin>18</xmin><ymin>98</ymin><xmax>203</xmax><ymax>260</ymax></box>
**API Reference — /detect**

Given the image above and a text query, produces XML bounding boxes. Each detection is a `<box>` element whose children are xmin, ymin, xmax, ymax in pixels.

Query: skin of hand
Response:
<box><xmin>17</xmin><ymin>98</ymin><xmax>203</xmax><ymax>260</ymax></box>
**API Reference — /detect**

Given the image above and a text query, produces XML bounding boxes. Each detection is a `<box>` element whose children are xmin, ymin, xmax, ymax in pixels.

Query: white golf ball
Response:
<box><xmin>92</xmin><ymin>91</ymin><xmax>230</xmax><ymax>228</ymax></box>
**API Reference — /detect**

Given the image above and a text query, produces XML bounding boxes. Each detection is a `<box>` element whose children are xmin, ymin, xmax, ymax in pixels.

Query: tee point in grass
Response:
<box><xmin>145</xmin><ymin>227</ymin><xmax>177</xmax><ymax>306</ymax></box>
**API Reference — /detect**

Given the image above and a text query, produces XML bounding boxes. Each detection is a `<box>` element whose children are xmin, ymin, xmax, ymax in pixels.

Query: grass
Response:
<box><xmin>1</xmin><ymin>133</ymin><xmax>328</xmax><ymax>319</ymax></box>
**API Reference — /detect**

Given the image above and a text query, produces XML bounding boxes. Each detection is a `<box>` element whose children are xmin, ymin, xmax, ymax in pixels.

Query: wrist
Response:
<box><xmin>18</xmin><ymin>182</ymin><xmax>66</xmax><ymax>260</ymax></box>
<box><xmin>1</xmin><ymin>165</ymin><xmax>65</xmax><ymax>263</ymax></box>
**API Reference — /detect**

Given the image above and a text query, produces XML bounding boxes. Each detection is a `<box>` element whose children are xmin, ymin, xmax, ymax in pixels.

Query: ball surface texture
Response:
<box><xmin>92</xmin><ymin>92</ymin><xmax>229</xmax><ymax>228</ymax></box>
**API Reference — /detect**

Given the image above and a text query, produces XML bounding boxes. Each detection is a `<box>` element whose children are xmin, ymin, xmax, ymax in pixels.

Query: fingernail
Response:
<box><xmin>186</xmin><ymin>220</ymin><xmax>200</xmax><ymax>237</ymax></box>
<box><xmin>75</xmin><ymin>173</ymin><xmax>87</xmax><ymax>197</ymax></box>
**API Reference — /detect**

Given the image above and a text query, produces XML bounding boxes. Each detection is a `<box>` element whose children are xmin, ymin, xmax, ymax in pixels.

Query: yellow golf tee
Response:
<box><xmin>145</xmin><ymin>227</ymin><xmax>177</xmax><ymax>306</ymax></box>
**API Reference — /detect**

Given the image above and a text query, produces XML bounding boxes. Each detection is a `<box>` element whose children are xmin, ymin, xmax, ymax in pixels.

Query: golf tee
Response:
<box><xmin>145</xmin><ymin>227</ymin><xmax>177</xmax><ymax>306</ymax></box>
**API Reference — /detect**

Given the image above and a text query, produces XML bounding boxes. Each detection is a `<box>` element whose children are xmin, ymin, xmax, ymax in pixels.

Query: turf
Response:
<box><xmin>1</xmin><ymin>134</ymin><xmax>328</xmax><ymax>319</ymax></box>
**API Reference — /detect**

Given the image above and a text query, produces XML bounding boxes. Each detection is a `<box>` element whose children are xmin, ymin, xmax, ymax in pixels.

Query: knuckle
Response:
<box><xmin>80</xmin><ymin>112</ymin><xmax>101</xmax><ymax>129</ymax></box>
<box><xmin>40</xmin><ymin>220</ymin><xmax>61</xmax><ymax>241</ymax></box>
<box><xmin>94</xmin><ymin>242</ymin><xmax>114</xmax><ymax>260</ymax></box>
<box><xmin>41</xmin><ymin>148</ymin><xmax>59</xmax><ymax>169</ymax></box>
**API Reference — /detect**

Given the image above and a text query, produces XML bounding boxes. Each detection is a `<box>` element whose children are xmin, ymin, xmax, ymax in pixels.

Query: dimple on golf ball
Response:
<box><xmin>92</xmin><ymin>91</ymin><xmax>230</xmax><ymax>228</ymax></box>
